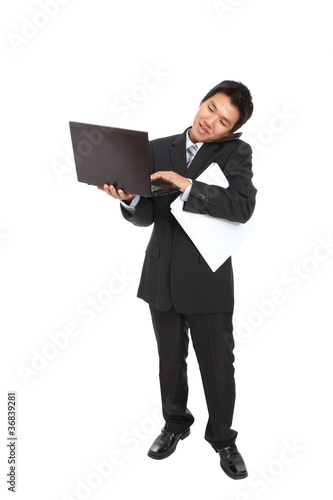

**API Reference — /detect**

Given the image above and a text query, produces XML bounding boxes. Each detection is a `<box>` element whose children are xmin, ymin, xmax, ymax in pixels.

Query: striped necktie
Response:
<box><xmin>186</xmin><ymin>144</ymin><xmax>198</xmax><ymax>167</ymax></box>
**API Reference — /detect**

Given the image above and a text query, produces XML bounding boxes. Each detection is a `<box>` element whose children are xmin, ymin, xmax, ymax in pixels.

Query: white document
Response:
<box><xmin>170</xmin><ymin>162</ymin><xmax>255</xmax><ymax>272</ymax></box>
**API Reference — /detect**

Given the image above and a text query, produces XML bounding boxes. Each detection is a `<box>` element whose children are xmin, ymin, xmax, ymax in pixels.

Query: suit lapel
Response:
<box><xmin>169</xmin><ymin>131</ymin><xmax>187</xmax><ymax>175</ymax></box>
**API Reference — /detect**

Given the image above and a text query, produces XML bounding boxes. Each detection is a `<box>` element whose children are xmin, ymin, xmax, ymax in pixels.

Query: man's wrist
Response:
<box><xmin>120</xmin><ymin>195</ymin><xmax>141</xmax><ymax>211</ymax></box>
<box><xmin>180</xmin><ymin>179</ymin><xmax>191</xmax><ymax>192</ymax></box>
<box><xmin>180</xmin><ymin>180</ymin><xmax>193</xmax><ymax>202</ymax></box>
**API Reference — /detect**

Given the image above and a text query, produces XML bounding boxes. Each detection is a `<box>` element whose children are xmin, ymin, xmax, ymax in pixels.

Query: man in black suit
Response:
<box><xmin>100</xmin><ymin>80</ymin><xmax>256</xmax><ymax>479</ymax></box>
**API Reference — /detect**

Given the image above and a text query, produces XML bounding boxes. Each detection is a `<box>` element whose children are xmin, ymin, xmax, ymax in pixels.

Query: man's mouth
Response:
<box><xmin>198</xmin><ymin>123</ymin><xmax>209</xmax><ymax>135</ymax></box>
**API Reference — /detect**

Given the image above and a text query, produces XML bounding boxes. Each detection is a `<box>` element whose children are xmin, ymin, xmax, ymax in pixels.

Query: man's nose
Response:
<box><xmin>204</xmin><ymin>118</ymin><xmax>213</xmax><ymax>128</ymax></box>
<box><xmin>204</xmin><ymin>117</ymin><xmax>215</xmax><ymax>128</ymax></box>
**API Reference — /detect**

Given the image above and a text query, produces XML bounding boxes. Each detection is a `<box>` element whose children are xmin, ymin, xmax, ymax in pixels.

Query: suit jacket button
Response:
<box><xmin>174</xmin><ymin>241</ymin><xmax>181</xmax><ymax>246</ymax></box>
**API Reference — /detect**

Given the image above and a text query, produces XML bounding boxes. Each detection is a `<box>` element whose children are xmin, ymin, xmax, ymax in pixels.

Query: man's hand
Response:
<box><xmin>98</xmin><ymin>184</ymin><xmax>135</xmax><ymax>204</ymax></box>
<box><xmin>150</xmin><ymin>171</ymin><xmax>191</xmax><ymax>192</ymax></box>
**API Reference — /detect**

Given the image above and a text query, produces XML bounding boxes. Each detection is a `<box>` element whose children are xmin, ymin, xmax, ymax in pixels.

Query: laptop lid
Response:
<box><xmin>69</xmin><ymin>121</ymin><xmax>152</xmax><ymax>197</ymax></box>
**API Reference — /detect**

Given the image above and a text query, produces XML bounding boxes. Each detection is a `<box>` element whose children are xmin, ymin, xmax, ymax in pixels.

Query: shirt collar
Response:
<box><xmin>186</xmin><ymin>129</ymin><xmax>204</xmax><ymax>151</ymax></box>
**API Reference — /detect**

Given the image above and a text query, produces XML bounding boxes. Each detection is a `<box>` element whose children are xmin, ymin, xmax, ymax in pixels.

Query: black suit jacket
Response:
<box><xmin>121</xmin><ymin>128</ymin><xmax>257</xmax><ymax>314</ymax></box>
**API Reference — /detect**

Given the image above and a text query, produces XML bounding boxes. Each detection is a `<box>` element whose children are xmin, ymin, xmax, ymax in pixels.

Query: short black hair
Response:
<box><xmin>201</xmin><ymin>80</ymin><xmax>253</xmax><ymax>132</ymax></box>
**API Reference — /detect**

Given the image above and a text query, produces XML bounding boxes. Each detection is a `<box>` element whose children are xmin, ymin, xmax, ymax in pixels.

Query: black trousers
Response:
<box><xmin>149</xmin><ymin>305</ymin><xmax>238</xmax><ymax>450</ymax></box>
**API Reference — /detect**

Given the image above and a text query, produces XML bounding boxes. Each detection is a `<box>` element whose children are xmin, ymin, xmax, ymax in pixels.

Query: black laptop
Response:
<box><xmin>69</xmin><ymin>121</ymin><xmax>180</xmax><ymax>197</ymax></box>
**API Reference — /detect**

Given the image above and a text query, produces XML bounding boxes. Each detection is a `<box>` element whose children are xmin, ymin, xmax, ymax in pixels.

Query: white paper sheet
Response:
<box><xmin>170</xmin><ymin>162</ymin><xmax>255</xmax><ymax>272</ymax></box>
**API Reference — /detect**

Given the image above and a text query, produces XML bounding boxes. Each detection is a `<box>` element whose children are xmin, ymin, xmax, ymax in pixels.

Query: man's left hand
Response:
<box><xmin>150</xmin><ymin>171</ymin><xmax>191</xmax><ymax>192</ymax></box>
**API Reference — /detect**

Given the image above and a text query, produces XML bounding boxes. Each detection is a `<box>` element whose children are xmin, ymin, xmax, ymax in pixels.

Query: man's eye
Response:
<box><xmin>220</xmin><ymin>121</ymin><xmax>226</xmax><ymax>126</ymax></box>
<box><xmin>208</xmin><ymin>106</ymin><xmax>213</xmax><ymax>112</ymax></box>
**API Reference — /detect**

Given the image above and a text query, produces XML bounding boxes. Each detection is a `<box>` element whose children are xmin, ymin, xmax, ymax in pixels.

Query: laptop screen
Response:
<box><xmin>69</xmin><ymin>122</ymin><xmax>151</xmax><ymax>196</ymax></box>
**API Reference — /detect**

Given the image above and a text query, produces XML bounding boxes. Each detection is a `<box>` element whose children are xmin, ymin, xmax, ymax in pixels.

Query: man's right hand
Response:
<box><xmin>98</xmin><ymin>184</ymin><xmax>136</xmax><ymax>204</ymax></box>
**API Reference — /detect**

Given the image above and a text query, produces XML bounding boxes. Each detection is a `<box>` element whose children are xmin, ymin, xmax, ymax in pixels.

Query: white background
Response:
<box><xmin>1</xmin><ymin>1</ymin><xmax>332</xmax><ymax>499</ymax></box>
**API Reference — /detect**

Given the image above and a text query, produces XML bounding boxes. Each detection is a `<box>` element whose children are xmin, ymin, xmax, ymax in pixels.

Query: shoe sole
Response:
<box><xmin>147</xmin><ymin>429</ymin><xmax>190</xmax><ymax>460</ymax></box>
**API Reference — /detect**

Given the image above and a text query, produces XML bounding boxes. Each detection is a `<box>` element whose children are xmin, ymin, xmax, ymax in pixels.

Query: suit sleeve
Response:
<box><xmin>120</xmin><ymin>141</ymin><xmax>155</xmax><ymax>227</ymax></box>
<box><xmin>184</xmin><ymin>142</ymin><xmax>256</xmax><ymax>223</ymax></box>
<box><xmin>120</xmin><ymin>196</ymin><xmax>155</xmax><ymax>227</ymax></box>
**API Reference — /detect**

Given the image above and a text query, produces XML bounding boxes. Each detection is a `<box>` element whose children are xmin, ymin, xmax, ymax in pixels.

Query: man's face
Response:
<box><xmin>189</xmin><ymin>91</ymin><xmax>240</xmax><ymax>143</ymax></box>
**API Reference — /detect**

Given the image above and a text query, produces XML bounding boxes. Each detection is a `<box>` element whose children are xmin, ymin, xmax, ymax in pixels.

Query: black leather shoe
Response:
<box><xmin>218</xmin><ymin>445</ymin><xmax>248</xmax><ymax>479</ymax></box>
<box><xmin>148</xmin><ymin>428</ymin><xmax>190</xmax><ymax>460</ymax></box>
